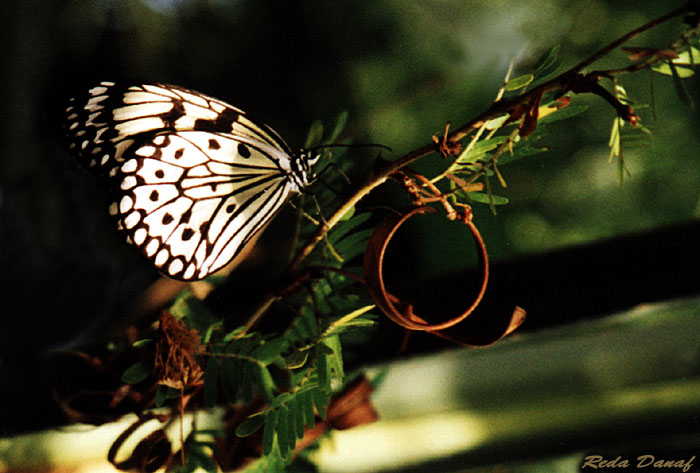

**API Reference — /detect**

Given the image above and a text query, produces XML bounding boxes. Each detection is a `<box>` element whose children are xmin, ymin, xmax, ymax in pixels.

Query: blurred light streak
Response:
<box><xmin>312</xmin><ymin>411</ymin><xmax>486</xmax><ymax>473</ymax></box>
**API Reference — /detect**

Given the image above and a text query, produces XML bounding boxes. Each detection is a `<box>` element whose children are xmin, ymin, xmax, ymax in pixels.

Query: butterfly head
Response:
<box><xmin>292</xmin><ymin>150</ymin><xmax>322</xmax><ymax>189</ymax></box>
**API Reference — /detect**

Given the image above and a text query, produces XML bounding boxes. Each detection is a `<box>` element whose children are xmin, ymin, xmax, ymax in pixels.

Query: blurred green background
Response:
<box><xmin>1</xmin><ymin>0</ymin><xmax>699</xmax><ymax>471</ymax></box>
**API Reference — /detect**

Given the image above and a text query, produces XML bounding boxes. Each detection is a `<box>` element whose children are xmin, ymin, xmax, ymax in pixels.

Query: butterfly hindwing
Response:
<box><xmin>110</xmin><ymin>130</ymin><xmax>298</xmax><ymax>280</ymax></box>
<box><xmin>63</xmin><ymin>82</ymin><xmax>316</xmax><ymax>280</ymax></box>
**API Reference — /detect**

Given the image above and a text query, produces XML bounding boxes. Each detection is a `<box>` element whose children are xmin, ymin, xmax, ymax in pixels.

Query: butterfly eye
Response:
<box><xmin>63</xmin><ymin>82</ymin><xmax>319</xmax><ymax>280</ymax></box>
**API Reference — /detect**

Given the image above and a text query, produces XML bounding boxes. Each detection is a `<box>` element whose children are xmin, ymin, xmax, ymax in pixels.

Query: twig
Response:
<box><xmin>570</xmin><ymin>1</ymin><xmax>697</xmax><ymax>72</ymax></box>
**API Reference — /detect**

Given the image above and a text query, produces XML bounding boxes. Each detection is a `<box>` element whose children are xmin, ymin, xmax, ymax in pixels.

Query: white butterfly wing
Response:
<box><xmin>62</xmin><ymin>82</ymin><xmax>308</xmax><ymax>280</ymax></box>
<box><xmin>63</xmin><ymin>82</ymin><xmax>293</xmax><ymax>177</ymax></box>
<box><xmin>113</xmin><ymin>131</ymin><xmax>298</xmax><ymax>280</ymax></box>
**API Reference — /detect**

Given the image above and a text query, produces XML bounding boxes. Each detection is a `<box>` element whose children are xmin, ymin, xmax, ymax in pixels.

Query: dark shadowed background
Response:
<box><xmin>1</xmin><ymin>0</ymin><xmax>699</xmax><ymax>471</ymax></box>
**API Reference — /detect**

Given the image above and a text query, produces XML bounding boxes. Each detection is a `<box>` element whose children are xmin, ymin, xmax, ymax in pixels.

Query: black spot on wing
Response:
<box><xmin>182</xmin><ymin>228</ymin><xmax>194</xmax><ymax>241</ymax></box>
<box><xmin>193</xmin><ymin>107</ymin><xmax>239</xmax><ymax>131</ymax></box>
<box><xmin>160</xmin><ymin>99</ymin><xmax>186</xmax><ymax>127</ymax></box>
<box><xmin>237</xmin><ymin>143</ymin><xmax>251</xmax><ymax>159</ymax></box>
<box><xmin>199</xmin><ymin>221</ymin><xmax>211</xmax><ymax>238</ymax></box>
<box><xmin>208</xmin><ymin>138</ymin><xmax>220</xmax><ymax>150</ymax></box>
<box><xmin>162</xmin><ymin>213</ymin><xmax>174</xmax><ymax>224</ymax></box>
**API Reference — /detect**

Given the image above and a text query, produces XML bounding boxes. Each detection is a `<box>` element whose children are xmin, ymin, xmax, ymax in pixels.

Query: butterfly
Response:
<box><xmin>62</xmin><ymin>82</ymin><xmax>320</xmax><ymax>280</ymax></box>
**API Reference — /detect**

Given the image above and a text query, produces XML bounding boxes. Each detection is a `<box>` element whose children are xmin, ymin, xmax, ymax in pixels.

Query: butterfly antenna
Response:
<box><xmin>316</xmin><ymin>160</ymin><xmax>351</xmax><ymax>185</ymax></box>
<box><xmin>306</xmin><ymin>142</ymin><xmax>393</xmax><ymax>154</ymax></box>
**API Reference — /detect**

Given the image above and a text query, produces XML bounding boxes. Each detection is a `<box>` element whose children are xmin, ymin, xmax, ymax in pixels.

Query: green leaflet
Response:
<box><xmin>155</xmin><ymin>385</ymin><xmax>180</xmax><ymax>408</ymax></box>
<box><xmin>333</xmin><ymin>228</ymin><xmax>374</xmax><ymax>262</ymax></box>
<box><xmin>121</xmin><ymin>360</ymin><xmax>150</xmax><ymax>384</ymax></box>
<box><xmin>652</xmin><ymin>47</ymin><xmax>699</xmax><ymax>77</ymax></box>
<box><xmin>236</xmin><ymin>413</ymin><xmax>266</xmax><ymax>438</ymax></box>
<box><xmin>277</xmin><ymin>405</ymin><xmax>291</xmax><ymax>457</ymax></box>
<box><xmin>132</xmin><ymin>338</ymin><xmax>152</xmax><ymax>348</ymax></box>
<box><xmin>304</xmin><ymin>120</ymin><xmax>324</xmax><ymax>148</ymax></box>
<box><xmin>323</xmin><ymin>335</ymin><xmax>345</xmax><ymax>384</ymax></box>
<box><xmin>317</xmin><ymin>344</ymin><xmax>330</xmax><ymax>389</ymax></box>
<box><xmin>533</xmin><ymin>44</ymin><xmax>561</xmax><ymax>79</ymax></box>
<box><xmin>254</xmin><ymin>365</ymin><xmax>276</xmax><ymax>403</ymax></box>
<box><xmin>456</xmin><ymin>136</ymin><xmax>508</xmax><ymax>164</ymax></box>
<box><xmin>314</xmin><ymin>387</ymin><xmax>331</xmax><ymax>420</ymax></box>
<box><xmin>302</xmin><ymin>389</ymin><xmax>316</xmax><ymax>431</ymax></box>
<box><xmin>271</xmin><ymin>392</ymin><xmax>294</xmax><ymax>409</ymax></box>
<box><xmin>262</xmin><ymin>409</ymin><xmax>279</xmax><ymax>456</ymax></box>
<box><xmin>537</xmin><ymin>104</ymin><xmax>588</xmax><ymax>125</ymax></box>
<box><xmin>294</xmin><ymin>395</ymin><xmax>306</xmax><ymax>439</ymax></box>
<box><xmin>328</xmin><ymin>212</ymin><xmax>372</xmax><ymax>244</ymax></box>
<box><xmin>505</xmin><ymin>74</ymin><xmax>534</xmax><ymax>91</ymax></box>
<box><xmin>240</xmin><ymin>363</ymin><xmax>255</xmax><ymax>404</ymax></box>
<box><xmin>220</xmin><ymin>355</ymin><xmax>240</xmax><ymax>402</ymax></box>
<box><xmin>465</xmin><ymin>191</ymin><xmax>509</xmax><ymax>206</ymax></box>
<box><xmin>326</xmin><ymin>110</ymin><xmax>349</xmax><ymax>144</ymax></box>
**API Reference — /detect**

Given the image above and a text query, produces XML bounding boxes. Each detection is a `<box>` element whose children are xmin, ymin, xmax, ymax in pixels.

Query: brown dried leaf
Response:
<box><xmin>154</xmin><ymin>312</ymin><xmax>203</xmax><ymax>391</ymax></box>
<box><xmin>621</xmin><ymin>46</ymin><xmax>678</xmax><ymax>61</ymax></box>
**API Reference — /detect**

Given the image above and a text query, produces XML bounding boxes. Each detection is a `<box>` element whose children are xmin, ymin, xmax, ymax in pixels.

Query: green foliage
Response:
<box><xmin>155</xmin><ymin>385</ymin><xmax>181</xmax><ymax>408</ymax></box>
<box><xmin>326</xmin><ymin>111</ymin><xmax>349</xmax><ymax>145</ymax></box>
<box><xmin>163</xmin><ymin>224</ymin><xmax>375</xmax><ymax>467</ymax></box>
<box><xmin>651</xmin><ymin>46</ymin><xmax>698</xmax><ymax>108</ymax></box>
<box><xmin>427</xmin><ymin>45</ymin><xmax>587</xmax><ymax>214</ymax></box>
<box><xmin>233</xmin><ymin>364</ymin><xmax>335</xmax><ymax>459</ymax></box>
<box><xmin>466</xmin><ymin>191</ymin><xmax>509</xmax><ymax>206</ymax></box>
<box><xmin>434</xmin><ymin>96</ymin><xmax>587</xmax><ymax>215</ymax></box>
<box><xmin>607</xmin><ymin>85</ymin><xmax>655</xmax><ymax>184</ymax></box>
<box><xmin>304</xmin><ymin>120</ymin><xmax>325</xmax><ymax>149</ymax></box>
<box><xmin>228</xmin><ymin>304</ymin><xmax>373</xmax><ymax>457</ymax></box>
<box><xmin>533</xmin><ymin>44</ymin><xmax>562</xmax><ymax>81</ymax></box>
<box><xmin>504</xmin><ymin>74</ymin><xmax>534</xmax><ymax>91</ymax></box>
<box><xmin>239</xmin><ymin>446</ymin><xmax>287</xmax><ymax>473</ymax></box>
<box><xmin>537</xmin><ymin>104</ymin><xmax>588</xmax><ymax>125</ymax></box>
<box><xmin>651</xmin><ymin>47</ymin><xmax>699</xmax><ymax>77</ymax></box>
<box><xmin>172</xmin><ymin>431</ymin><xmax>220</xmax><ymax>473</ymax></box>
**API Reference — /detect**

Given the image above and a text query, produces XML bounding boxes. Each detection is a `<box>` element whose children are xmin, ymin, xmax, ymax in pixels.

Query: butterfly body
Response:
<box><xmin>63</xmin><ymin>82</ymin><xmax>318</xmax><ymax>280</ymax></box>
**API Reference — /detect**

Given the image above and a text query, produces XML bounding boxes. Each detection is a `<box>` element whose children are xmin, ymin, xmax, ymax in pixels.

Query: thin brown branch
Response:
<box><xmin>569</xmin><ymin>1</ymin><xmax>696</xmax><ymax>72</ymax></box>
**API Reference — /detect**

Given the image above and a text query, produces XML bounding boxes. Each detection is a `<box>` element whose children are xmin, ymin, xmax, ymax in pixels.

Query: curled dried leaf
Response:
<box><xmin>363</xmin><ymin>206</ymin><xmax>486</xmax><ymax>331</ymax></box>
<box><xmin>432</xmin><ymin>122</ymin><xmax>462</xmax><ymax>158</ymax></box>
<box><xmin>362</xmin><ymin>205</ymin><xmax>525</xmax><ymax>345</ymax></box>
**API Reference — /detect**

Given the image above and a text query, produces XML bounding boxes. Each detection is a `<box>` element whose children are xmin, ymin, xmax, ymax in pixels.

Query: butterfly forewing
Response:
<box><xmin>63</xmin><ymin>82</ymin><xmax>291</xmax><ymax>175</ymax></box>
<box><xmin>62</xmin><ymin>82</ymin><xmax>314</xmax><ymax>280</ymax></box>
